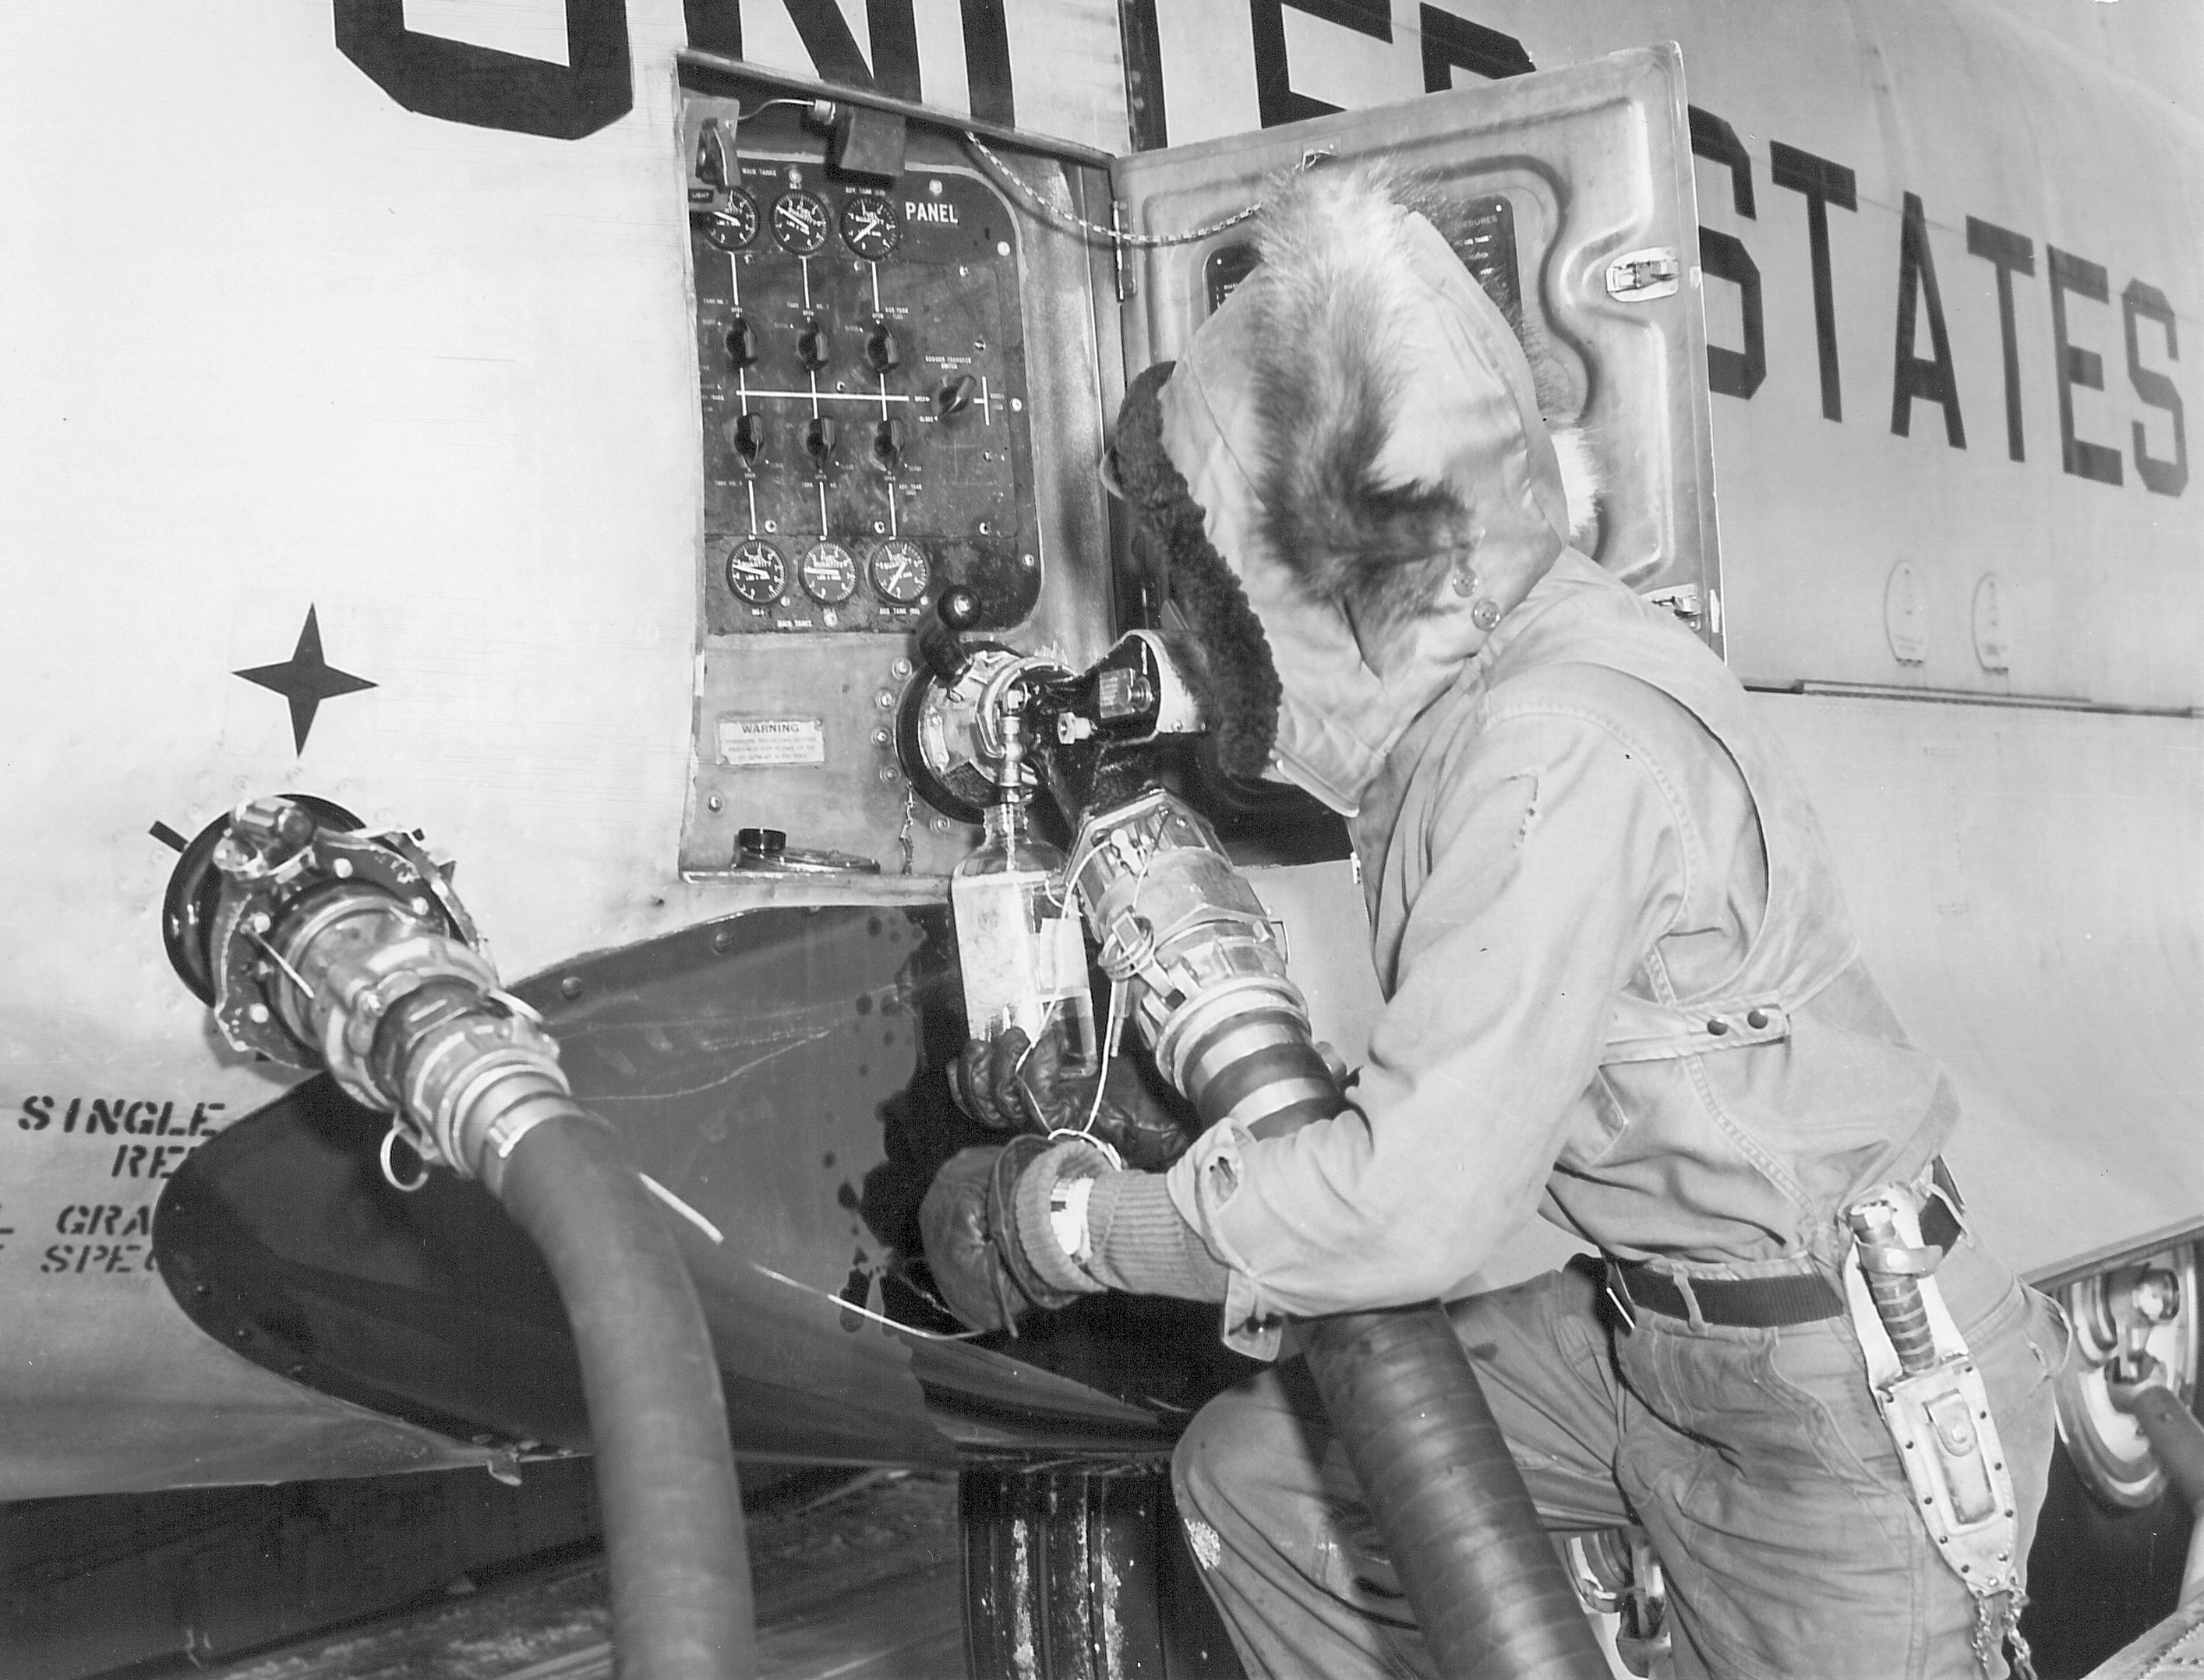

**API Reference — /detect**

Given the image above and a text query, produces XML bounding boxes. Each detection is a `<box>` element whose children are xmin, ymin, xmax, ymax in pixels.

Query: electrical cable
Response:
<box><xmin>960</xmin><ymin>131</ymin><xmax>1260</xmax><ymax>249</ymax></box>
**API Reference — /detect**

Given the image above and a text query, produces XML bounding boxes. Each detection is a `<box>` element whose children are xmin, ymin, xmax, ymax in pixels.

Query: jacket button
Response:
<box><xmin>1747</xmin><ymin>1008</ymin><xmax>1770</xmax><ymax>1029</ymax></box>
<box><xmin>1706</xmin><ymin>1017</ymin><xmax>1729</xmax><ymax>1036</ymax></box>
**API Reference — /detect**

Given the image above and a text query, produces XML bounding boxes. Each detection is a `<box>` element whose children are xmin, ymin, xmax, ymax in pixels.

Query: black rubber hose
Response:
<box><xmin>1210</xmin><ymin>1068</ymin><xmax>1609</xmax><ymax>1678</ymax></box>
<box><xmin>495</xmin><ymin>1110</ymin><xmax>757</xmax><ymax>1680</ymax></box>
<box><xmin>1301</xmin><ymin>1308</ymin><xmax>1609</xmax><ymax>1678</ymax></box>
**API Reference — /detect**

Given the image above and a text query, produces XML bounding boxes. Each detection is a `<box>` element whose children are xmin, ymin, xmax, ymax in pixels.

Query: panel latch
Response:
<box><xmin>1605</xmin><ymin>246</ymin><xmax>1680</xmax><ymax>302</ymax></box>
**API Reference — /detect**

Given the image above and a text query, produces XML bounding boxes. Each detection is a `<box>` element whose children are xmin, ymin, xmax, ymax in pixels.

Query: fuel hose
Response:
<box><xmin>363</xmin><ymin>963</ymin><xmax>760</xmax><ymax>1680</ymax></box>
<box><xmin>1191</xmin><ymin>1024</ymin><xmax>1609</xmax><ymax>1678</ymax></box>
<box><xmin>487</xmin><ymin>1102</ymin><xmax>756</xmax><ymax>1680</ymax></box>
<box><xmin>166</xmin><ymin>797</ymin><xmax>758</xmax><ymax>1680</ymax></box>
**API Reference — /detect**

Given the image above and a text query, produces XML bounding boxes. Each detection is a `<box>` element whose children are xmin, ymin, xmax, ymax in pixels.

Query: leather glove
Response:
<box><xmin>946</xmin><ymin>1025</ymin><xmax>1199</xmax><ymax>1171</ymax></box>
<box><xmin>918</xmin><ymin>1135</ymin><xmax>1103</xmax><ymax>1335</ymax></box>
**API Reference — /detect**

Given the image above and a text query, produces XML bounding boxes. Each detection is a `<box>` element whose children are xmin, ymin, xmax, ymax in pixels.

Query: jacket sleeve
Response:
<box><xmin>1161</xmin><ymin>702</ymin><xmax>1685</xmax><ymax>1348</ymax></box>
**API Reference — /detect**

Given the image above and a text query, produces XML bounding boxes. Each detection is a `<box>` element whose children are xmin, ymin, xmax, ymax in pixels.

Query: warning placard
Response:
<box><xmin>717</xmin><ymin>716</ymin><xmax>826</xmax><ymax>768</ymax></box>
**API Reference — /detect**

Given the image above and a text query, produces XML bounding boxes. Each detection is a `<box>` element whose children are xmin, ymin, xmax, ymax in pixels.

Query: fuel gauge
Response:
<box><xmin>726</xmin><ymin>538</ymin><xmax>786</xmax><ymax>605</ymax></box>
<box><xmin>771</xmin><ymin>191</ymin><xmax>829</xmax><ymax>256</ymax></box>
<box><xmin>867</xmin><ymin>538</ymin><xmax>931</xmax><ymax>605</ymax></box>
<box><xmin>800</xmin><ymin>541</ymin><xmax>859</xmax><ymax>605</ymax></box>
<box><xmin>705</xmin><ymin>191</ymin><xmax>758</xmax><ymax>252</ymax></box>
<box><xmin>840</xmin><ymin>192</ymin><xmax>902</xmax><ymax>260</ymax></box>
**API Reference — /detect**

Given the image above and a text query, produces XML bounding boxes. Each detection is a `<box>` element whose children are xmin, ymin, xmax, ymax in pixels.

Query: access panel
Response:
<box><xmin>1111</xmin><ymin>44</ymin><xmax>1721</xmax><ymax>648</ymax></box>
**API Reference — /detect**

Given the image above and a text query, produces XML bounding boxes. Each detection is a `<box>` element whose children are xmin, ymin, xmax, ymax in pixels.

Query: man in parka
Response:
<box><xmin>920</xmin><ymin>165</ymin><xmax>2063</xmax><ymax>1680</ymax></box>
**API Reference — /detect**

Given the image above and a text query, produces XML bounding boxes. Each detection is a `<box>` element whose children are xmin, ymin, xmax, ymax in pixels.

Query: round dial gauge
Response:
<box><xmin>705</xmin><ymin>192</ymin><xmax>758</xmax><ymax>251</ymax></box>
<box><xmin>839</xmin><ymin>192</ymin><xmax>902</xmax><ymax>260</ymax></box>
<box><xmin>800</xmin><ymin>541</ymin><xmax>859</xmax><ymax>604</ymax></box>
<box><xmin>770</xmin><ymin>191</ymin><xmax>829</xmax><ymax>256</ymax></box>
<box><xmin>868</xmin><ymin>538</ymin><xmax>931</xmax><ymax>604</ymax></box>
<box><xmin>726</xmin><ymin>538</ymin><xmax>786</xmax><ymax>605</ymax></box>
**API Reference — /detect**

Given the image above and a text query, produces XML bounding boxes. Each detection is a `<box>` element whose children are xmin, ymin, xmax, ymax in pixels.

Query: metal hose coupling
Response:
<box><xmin>197</xmin><ymin>794</ymin><xmax>576</xmax><ymax>1189</ymax></box>
<box><xmin>1063</xmin><ymin>789</ymin><xmax>1334</xmax><ymax>1134</ymax></box>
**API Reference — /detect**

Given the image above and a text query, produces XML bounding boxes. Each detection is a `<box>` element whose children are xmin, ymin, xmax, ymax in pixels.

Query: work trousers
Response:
<box><xmin>1171</xmin><ymin>1236</ymin><xmax>2064</xmax><ymax>1680</ymax></box>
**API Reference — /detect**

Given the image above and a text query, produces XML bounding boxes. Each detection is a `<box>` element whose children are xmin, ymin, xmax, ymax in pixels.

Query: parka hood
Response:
<box><xmin>1147</xmin><ymin>166</ymin><xmax>1593</xmax><ymax>814</ymax></box>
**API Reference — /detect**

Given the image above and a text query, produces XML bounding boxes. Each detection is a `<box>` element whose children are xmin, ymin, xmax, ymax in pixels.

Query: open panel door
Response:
<box><xmin>1110</xmin><ymin>44</ymin><xmax>1722</xmax><ymax>652</ymax></box>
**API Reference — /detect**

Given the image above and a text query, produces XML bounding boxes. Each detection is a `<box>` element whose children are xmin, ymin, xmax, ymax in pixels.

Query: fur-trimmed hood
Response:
<box><xmin>1152</xmin><ymin>166</ymin><xmax>1595</xmax><ymax>815</ymax></box>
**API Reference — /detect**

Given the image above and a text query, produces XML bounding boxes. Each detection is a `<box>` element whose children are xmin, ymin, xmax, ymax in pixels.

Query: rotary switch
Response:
<box><xmin>728</xmin><ymin>411</ymin><xmax>765</xmax><ymax>466</ymax></box>
<box><xmin>873</xmin><ymin>418</ymin><xmax>907</xmax><ymax>467</ymax></box>
<box><xmin>796</xmin><ymin>319</ymin><xmax>832</xmax><ymax>372</ymax></box>
<box><xmin>804</xmin><ymin>416</ymin><xmax>841</xmax><ymax>465</ymax></box>
<box><xmin>724</xmin><ymin>314</ymin><xmax>760</xmax><ymax>369</ymax></box>
<box><xmin>934</xmin><ymin>372</ymin><xmax>979</xmax><ymax>419</ymax></box>
<box><xmin>866</xmin><ymin>324</ymin><xmax>900</xmax><ymax>374</ymax></box>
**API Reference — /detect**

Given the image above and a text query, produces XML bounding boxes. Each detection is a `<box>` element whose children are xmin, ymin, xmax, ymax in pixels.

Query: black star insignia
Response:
<box><xmin>235</xmin><ymin>606</ymin><xmax>376</xmax><ymax>754</ymax></box>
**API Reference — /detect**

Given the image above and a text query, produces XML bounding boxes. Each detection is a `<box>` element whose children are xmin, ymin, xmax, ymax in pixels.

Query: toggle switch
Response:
<box><xmin>724</xmin><ymin>315</ymin><xmax>760</xmax><ymax>369</ymax></box>
<box><xmin>796</xmin><ymin>319</ymin><xmax>832</xmax><ymax>372</ymax></box>
<box><xmin>694</xmin><ymin>119</ymin><xmax>733</xmax><ymax>189</ymax></box>
<box><xmin>804</xmin><ymin>416</ymin><xmax>841</xmax><ymax>464</ymax></box>
<box><xmin>728</xmin><ymin>411</ymin><xmax>765</xmax><ymax>465</ymax></box>
<box><xmin>873</xmin><ymin>418</ymin><xmax>907</xmax><ymax>466</ymax></box>
<box><xmin>933</xmin><ymin>372</ymin><xmax>979</xmax><ymax>419</ymax></box>
<box><xmin>866</xmin><ymin>324</ymin><xmax>900</xmax><ymax>374</ymax></box>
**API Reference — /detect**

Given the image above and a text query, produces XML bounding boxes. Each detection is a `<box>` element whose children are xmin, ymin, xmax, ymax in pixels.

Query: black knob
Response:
<box><xmin>796</xmin><ymin>319</ymin><xmax>832</xmax><ymax>371</ymax></box>
<box><xmin>872</xmin><ymin>418</ymin><xmax>907</xmax><ymax>466</ymax></box>
<box><xmin>934</xmin><ymin>372</ymin><xmax>979</xmax><ymax>418</ymax></box>
<box><xmin>938</xmin><ymin>586</ymin><xmax>982</xmax><ymax>632</ymax></box>
<box><xmin>727</xmin><ymin>411</ymin><xmax>765</xmax><ymax>465</ymax></box>
<box><xmin>920</xmin><ymin>587</ymin><xmax>984</xmax><ymax>684</ymax></box>
<box><xmin>804</xmin><ymin>417</ymin><xmax>840</xmax><ymax>464</ymax></box>
<box><xmin>724</xmin><ymin>315</ymin><xmax>759</xmax><ymax>369</ymax></box>
<box><xmin>866</xmin><ymin>324</ymin><xmax>899</xmax><ymax>373</ymax></box>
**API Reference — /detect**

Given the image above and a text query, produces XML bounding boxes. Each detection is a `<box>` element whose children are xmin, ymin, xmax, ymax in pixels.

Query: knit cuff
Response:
<box><xmin>1012</xmin><ymin>1142</ymin><xmax>1111</xmax><ymax>1300</ymax></box>
<box><xmin>1083</xmin><ymin>1170</ymin><xmax>1231</xmax><ymax>1302</ymax></box>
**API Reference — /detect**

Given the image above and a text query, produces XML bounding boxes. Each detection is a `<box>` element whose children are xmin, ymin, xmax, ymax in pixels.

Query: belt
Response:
<box><xmin>1602</xmin><ymin>1169</ymin><xmax>1962</xmax><ymax>1330</ymax></box>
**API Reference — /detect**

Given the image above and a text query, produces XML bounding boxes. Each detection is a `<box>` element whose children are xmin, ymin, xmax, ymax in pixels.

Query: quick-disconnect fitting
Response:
<box><xmin>1065</xmin><ymin>789</ymin><xmax>1341</xmax><ymax>1135</ymax></box>
<box><xmin>194</xmin><ymin>794</ymin><xmax>576</xmax><ymax>1184</ymax></box>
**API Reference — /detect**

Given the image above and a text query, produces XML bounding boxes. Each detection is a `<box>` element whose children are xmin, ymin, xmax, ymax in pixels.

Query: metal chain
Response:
<box><xmin>961</xmin><ymin>132</ymin><xmax>1261</xmax><ymax>249</ymax></box>
<box><xmin>1975</xmin><ymin>1590</ymin><xmax>2036</xmax><ymax>1680</ymax></box>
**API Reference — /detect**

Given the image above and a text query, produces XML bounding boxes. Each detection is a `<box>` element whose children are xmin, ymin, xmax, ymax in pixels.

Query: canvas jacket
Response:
<box><xmin>1163</xmin><ymin>552</ymin><xmax>1959</xmax><ymax>1357</ymax></box>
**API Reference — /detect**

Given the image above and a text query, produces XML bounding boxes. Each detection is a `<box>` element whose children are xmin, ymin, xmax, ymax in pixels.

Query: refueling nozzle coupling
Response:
<box><xmin>1064</xmin><ymin>789</ymin><xmax>1338</xmax><ymax>1135</ymax></box>
<box><xmin>193</xmin><ymin>794</ymin><xmax>574</xmax><ymax>1189</ymax></box>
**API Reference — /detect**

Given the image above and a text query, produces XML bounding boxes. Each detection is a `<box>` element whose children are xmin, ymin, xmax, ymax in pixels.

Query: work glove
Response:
<box><xmin>945</xmin><ymin>1024</ymin><xmax>1199</xmax><ymax>1170</ymax></box>
<box><xmin>918</xmin><ymin>1134</ymin><xmax>1108</xmax><ymax>1335</ymax></box>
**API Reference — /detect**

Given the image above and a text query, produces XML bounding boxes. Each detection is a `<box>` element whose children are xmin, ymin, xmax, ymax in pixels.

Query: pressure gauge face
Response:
<box><xmin>705</xmin><ymin>192</ymin><xmax>758</xmax><ymax>252</ymax></box>
<box><xmin>726</xmin><ymin>538</ymin><xmax>786</xmax><ymax>605</ymax></box>
<box><xmin>771</xmin><ymin>191</ymin><xmax>829</xmax><ymax>256</ymax></box>
<box><xmin>840</xmin><ymin>192</ymin><xmax>902</xmax><ymax>260</ymax></box>
<box><xmin>868</xmin><ymin>538</ymin><xmax>931</xmax><ymax>604</ymax></box>
<box><xmin>800</xmin><ymin>540</ymin><xmax>859</xmax><ymax>604</ymax></box>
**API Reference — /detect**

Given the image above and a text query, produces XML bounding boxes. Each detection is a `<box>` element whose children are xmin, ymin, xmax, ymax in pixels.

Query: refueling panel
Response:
<box><xmin>672</xmin><ymin>50</ymin><xmax>1713</xmax><ymax>884</ymax></box>
<box><xmin>686</xmin><ymin>117</ymin><xmax>1040</xmax><ymax>641</ymax></box>
<box><xmin>674</xmin><ymin>63</ymin><xmax>1120</xmax><ymax>880</ymax></box>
